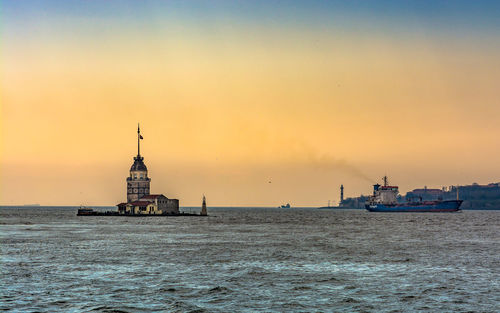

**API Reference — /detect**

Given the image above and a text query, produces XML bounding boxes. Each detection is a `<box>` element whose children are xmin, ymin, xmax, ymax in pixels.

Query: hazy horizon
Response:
<box><xmin>2</xmin><ymin>1</ymin><xmax>500</xmax><ymax>206</ymax></box>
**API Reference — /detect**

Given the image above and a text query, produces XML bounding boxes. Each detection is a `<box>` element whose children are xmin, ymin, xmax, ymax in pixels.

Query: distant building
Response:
<box><xmin>446</xmin><ymin>183</ymin><xmax>500</xmax><ymax>209</ymax></box>
<box><xmin>117</xmin><ymin>125</ymin><xmax>179</xmax><ymax>215</ymax></box>
<box><xmin>406</xmin><ymin>186</ymin><xmax>444</xmax><ymax>201</ymax></box>
<box><xmin>340</xmin><ymin>195</ymin><xmax>369</xmax><ymax>209</ymax></box>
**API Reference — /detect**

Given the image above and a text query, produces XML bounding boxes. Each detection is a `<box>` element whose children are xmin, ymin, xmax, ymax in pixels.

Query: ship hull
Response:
<box><xmin>366</xmin><ymin>200</ymin><xmax>462</xmax><ymax>212</ymax></box>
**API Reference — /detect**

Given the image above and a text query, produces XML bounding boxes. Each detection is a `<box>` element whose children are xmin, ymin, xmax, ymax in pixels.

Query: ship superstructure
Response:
<box><xmin>370</xmin><ymin>176</ymin><xmax>399</xmax><ymax>205</ymax></box>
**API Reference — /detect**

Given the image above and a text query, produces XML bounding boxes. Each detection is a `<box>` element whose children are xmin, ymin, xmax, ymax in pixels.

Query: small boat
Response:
<box><xmin>77</xmin><ymin>207</ymin><xmax>96</xmax><ymax>215</ymax></box>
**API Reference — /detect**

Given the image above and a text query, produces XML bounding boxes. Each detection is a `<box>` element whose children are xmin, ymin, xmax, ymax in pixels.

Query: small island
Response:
<box><xmin>77</xmin><ymin>125</ymin><xmax>208</xmax><ymax>217</ymax></box>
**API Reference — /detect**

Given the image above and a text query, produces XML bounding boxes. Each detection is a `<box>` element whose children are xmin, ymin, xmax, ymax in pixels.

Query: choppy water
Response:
<box><xmin>1</xmin><ymin>207</ymin><xmax>499</xmax><ymax>312</ymax></box>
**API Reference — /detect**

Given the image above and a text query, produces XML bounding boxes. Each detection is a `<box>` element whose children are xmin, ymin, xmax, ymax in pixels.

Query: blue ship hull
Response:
<box><xmin>366</xmin><ymin>200</ymin><xmax>463</xmax><ymax>212</ymax></box>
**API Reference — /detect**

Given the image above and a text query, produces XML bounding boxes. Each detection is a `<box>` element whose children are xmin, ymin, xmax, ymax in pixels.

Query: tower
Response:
<box><xmin>126</xmin><ymin>124</ymin><xmax>151</xmax><ymax>202</ymax></box>
<box><xmin>200</xmin><ymin>195</ymin><xmax>207</xmax><ymax>216</ymax></box>
<box><xmin>340</xmin><ymin>184</ymin><xmax>344</xmax><ymax>204</ymax></box>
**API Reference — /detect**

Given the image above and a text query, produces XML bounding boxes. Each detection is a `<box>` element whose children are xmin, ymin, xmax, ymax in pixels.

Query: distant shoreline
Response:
<box><xmin>1</xmin><ymin>205</ymin><xmax>499</xmax><ymax>210</ymax></box>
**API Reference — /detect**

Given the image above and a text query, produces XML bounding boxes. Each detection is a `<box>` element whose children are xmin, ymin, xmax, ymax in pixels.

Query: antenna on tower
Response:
<box><xmin>137</xmin><ymin>123</ymin><xmax>144</xmax><ymax>157</ymax></box>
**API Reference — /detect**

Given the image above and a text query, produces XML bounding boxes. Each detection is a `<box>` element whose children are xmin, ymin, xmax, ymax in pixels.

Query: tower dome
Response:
<box><xmin>130</xmin><ymin>155</ymin><xmax>148</xmax><ymax>172</ymax></box>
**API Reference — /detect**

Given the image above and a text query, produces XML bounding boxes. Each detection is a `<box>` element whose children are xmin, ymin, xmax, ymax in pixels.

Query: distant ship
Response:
<box><xmin>279</xmin><ymin>203</ymin><xmax>291</xmax><ymax>208</ymax></box>
<box><xmin>366</xmin><ymin>176</ymin><xmax>462</xmax><ymax>212</ymax></box>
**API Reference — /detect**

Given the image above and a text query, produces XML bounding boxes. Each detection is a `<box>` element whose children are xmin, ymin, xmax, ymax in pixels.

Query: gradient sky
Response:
<box><xmin>1</xmin><ymin>1</ymin><xmax>500</xmax><ymax>206</ymax></box>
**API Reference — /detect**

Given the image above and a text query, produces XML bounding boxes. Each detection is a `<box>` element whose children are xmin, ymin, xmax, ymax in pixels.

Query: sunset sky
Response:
<box><xmin>1</xmin><ymin>1</ymin><xmax>500</xmax><ymax>206</ymax></box>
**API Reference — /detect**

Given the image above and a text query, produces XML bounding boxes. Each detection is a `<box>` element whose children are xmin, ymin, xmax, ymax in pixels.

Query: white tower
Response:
<box><xmin>200</xmin><ymin>195</ymin><xmax>207</xmax><ymax>216</ymax></box>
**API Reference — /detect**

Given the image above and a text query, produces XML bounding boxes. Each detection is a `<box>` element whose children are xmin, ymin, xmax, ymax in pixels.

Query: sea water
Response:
<box><xmin>1</xmin><ymin>207</ymin><xmax>499</xmax><ymax>312</ymax></box>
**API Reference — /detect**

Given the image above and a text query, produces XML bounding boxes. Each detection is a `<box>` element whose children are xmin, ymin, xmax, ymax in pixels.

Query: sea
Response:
<box><xmin>1</xmin><ymin>207</ymin><xmax>499</xmax><ymax>312</ymax></box>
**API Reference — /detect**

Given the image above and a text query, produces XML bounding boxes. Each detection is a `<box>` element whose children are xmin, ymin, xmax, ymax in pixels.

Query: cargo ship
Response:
<box><xmin>365</xmin><ymin>176</ymin><xmax>462</xmax><ymax>212</ymax></box>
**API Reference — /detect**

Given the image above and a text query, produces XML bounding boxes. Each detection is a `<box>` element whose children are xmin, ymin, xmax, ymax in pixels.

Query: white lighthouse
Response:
<box><xmin>200</xmin><ymin>195</ymin><xmax>207</xmax><ymax>216</ymax></box>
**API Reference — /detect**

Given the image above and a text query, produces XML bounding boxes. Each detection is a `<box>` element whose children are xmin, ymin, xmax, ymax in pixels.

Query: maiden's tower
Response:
<box><xmin>116</xmin><ymin>125</ymin><xmax>180</xmax><ymax>215</ymax></box>
<box><xmin>127</xmin><ymin>126</ymin><xmax>150</xmax><ymax>202</ymax></box>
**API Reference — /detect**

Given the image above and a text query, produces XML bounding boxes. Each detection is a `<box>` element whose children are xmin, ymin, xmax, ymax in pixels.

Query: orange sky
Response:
<box><xmin>1</xmin><ymin>2</ymin><xmax>500</xmax><ymax>206</ymax></box>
